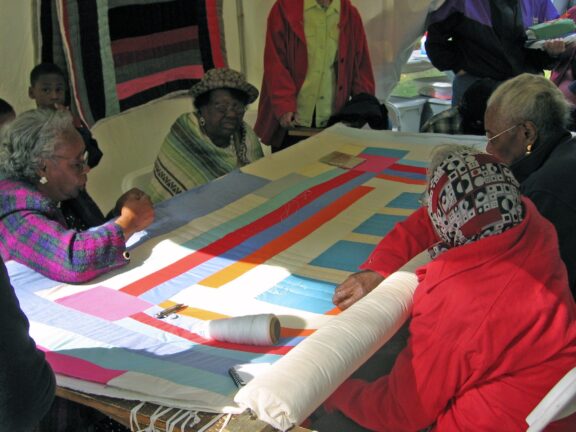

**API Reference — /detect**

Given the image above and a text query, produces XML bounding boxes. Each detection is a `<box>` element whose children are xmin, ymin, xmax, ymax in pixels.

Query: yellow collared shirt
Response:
<box><xmin>296</xmin><ymin>0</ymin><xmax>340</xmax><ymax>128</ymax></box>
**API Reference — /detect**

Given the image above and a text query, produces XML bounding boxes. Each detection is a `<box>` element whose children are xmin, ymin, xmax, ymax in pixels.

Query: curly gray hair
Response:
<box><xmin>0</xmin><ymin>108</ymin><xmax>75</xmax><ymax>182</ymax></box>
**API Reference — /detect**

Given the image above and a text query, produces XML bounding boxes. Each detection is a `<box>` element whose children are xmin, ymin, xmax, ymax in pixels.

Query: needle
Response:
<box><xmin>156</xmin><ymin>303</ymin><xmax>187</xmax><ymax>319</ymax></box>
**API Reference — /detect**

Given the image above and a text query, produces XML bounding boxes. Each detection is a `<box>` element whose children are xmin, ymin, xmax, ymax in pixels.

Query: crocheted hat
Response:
<box><xmin>189</xmin><ymin>68</ymin><xmax>259</xmax><ymax>104</ymax></box>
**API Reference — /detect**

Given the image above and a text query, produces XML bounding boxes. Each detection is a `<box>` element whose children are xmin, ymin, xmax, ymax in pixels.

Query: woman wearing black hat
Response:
<box><xmin>148</xmin><ymin>68</ymin><xmax>263</xmax><ymax>203</ymax></box>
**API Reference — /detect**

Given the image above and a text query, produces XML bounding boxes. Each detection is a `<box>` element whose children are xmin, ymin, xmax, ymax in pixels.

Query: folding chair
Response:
<box><xmin>121</xmin><ymin>164</ymin><xmax>154</xmax><ymax>194</ymax></box>
<box><xmin>526</xmin><ymin>367</ymin><xmax>576</xmax><ymax>432</ymax></box>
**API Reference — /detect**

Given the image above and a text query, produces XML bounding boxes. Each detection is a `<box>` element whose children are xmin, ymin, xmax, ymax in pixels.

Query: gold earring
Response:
<box><xmin>526</xmin><ymin>144</ymin><xmax>532</xmax><ymax>154</ymax></box>
<box><xmin>199</xmin><ymin>117</ymin><xmax>206</xmax><ymax>127</ymax></box>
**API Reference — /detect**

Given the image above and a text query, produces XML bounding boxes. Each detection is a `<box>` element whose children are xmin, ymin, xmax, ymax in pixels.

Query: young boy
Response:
<box><xmin>28</xmin><ymin>63</ymin><xmax>106</xmax><ymax>230</ymax></box>
<box><xmin>29</xmin><ymin>63</ymin><xmax>103</xmax><ymax>168</ymax></box>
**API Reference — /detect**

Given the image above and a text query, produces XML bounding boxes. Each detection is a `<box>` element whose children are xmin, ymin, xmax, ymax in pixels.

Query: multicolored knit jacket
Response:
<box><xmin>0</xmin><ymin>179</ymin><xmax>128</xmax><ymax>283</ymax></box>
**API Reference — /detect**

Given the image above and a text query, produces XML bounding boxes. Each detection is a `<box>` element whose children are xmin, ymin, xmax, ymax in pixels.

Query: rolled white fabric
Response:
<box><xmin>204</xmin><ymin>314</ymin><xmax>281</xmax><ymax>346</ymax></box>
<box><xmin>234</xmin><ymin>271</ymin><xmax>419</xmax><ymax>431</ymax></box>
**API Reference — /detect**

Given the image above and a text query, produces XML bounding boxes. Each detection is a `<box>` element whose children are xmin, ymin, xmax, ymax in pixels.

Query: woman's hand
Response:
<box><xmin>114</xmin><ymin>188</ymin><xmax>154</xmax><ymax>240</ymax></box>
<box><xmin>114</xmin><ymin>188</ymin><xmax>144</xmax><ymax>210</ymax></box>
<box><xmin>543</xmin><ymin>39</ymin><xmax>566</xmax><ymax>57</ymax></box>
<box><xmin>332</xmin><ymin>270</ymin><xmax>385</xmax><ymax>310</ymax></box>
<box><xmin>279</xmin><ymin>112</ymin><xmax>296</xmax><ymax>128</ymax></box>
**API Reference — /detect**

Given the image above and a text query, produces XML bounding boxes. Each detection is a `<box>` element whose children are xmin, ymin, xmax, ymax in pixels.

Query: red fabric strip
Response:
<box><xmin>281</xmin><ymin>327</ymin><xmax>316</xmax><ymax>337</ymax></box>
<box><xmin>116</xmin><ymin>65</ymin><xmax>204</xmax><ymax>99</ymax></box>
<box><xmin>59</xmin><ymin>1</ymin><xmax>89</xmax><ymax>126</ymax></box>
<box><xmin>113</xmin><ymin>40</ymin><xmax>197</xmax><ymax>67</ymax></box>
<box><xmin>388</xmin><ymin>163</ymin><xmax>428</xmax><ymax>175</ymax></box>
<box><xmin>121</xmin><ymin>170</ymin><xmax>364</xmax><ymax>296</ymax></box>
<box><xmin>131</xmin><ymin>312</ymin><xmax>292</xmax><ymax>355</ymax></box>
<box><xmin>376</xmin><ymin>173</ymin><xmax>427</xmax><ymax>185</ymax></box>
<box><xmin>111</xmin><ymin>26</ymin><xmax>198</xmax><ymax>55</ymax></box>
<box><xmin>205</xmin><ymin>0</ymin><xmax>227</xmax><ymax>67</ymax></box>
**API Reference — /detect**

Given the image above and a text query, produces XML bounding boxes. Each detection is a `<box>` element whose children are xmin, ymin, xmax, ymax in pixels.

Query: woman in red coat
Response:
<box><xmin>254</xmin><ymin>0</ymin><xmax>375</xmax><ymax>151</ymax></box>
<box><xmin>315</xmin><ymin>147</ymin><xmax>576</xmax><ymax>431</ymax></box>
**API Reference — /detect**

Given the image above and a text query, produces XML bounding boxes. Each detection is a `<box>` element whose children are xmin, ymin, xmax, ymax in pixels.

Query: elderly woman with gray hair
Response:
<box><xmin>0</xmin><ymin>108</ymin><xmax>154</xmax><ymax>283</ymax></box>
<box><xmin>333</xmin><ymin>74</ymin><xmax>576</xmax><ymax>310</ymax></box>
<box><xmin>484</xmin><ymin>73</ymin><xmax>576</xmax><ymax>296</ymax></box>
<box><xmin>314</xmin><ymin>146</ymin><xmax>576</xmax><ymax>431</ymax></box>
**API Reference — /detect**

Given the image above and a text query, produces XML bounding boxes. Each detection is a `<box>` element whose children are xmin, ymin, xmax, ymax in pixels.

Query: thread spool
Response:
<box><xmin>206</xmin><ymin>314</ymin><xmax>280</xmax><ymax>346</ymax></box>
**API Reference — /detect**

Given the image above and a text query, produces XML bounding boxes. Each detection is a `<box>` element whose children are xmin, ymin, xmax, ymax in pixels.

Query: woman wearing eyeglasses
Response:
<box><xmin>483</xmin><ymin>73</ymin><xmax>576</xmax><ymax>298</ymax></box>
<box><xmin>334</xmin><ymin>74</ymin><xmax>576</xmax><ymax>311</ymax></box>
<box><xmin>0</xmin><ymin>108</ymin><xmax>154</xmax><ymax>283</ymax></box>
<box><xmin>148</xmin><ymin>68</ymin><xmax>264</xmax><ymax>203</ymax></box>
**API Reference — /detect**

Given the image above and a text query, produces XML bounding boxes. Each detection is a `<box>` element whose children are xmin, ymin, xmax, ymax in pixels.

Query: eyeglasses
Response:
<box><xmin>486</xmin><ymin>124</ymin><xmax>521</xmax><ymax>144</ymax></box>
<box><xmin>51</xmin><ymin>150</ymin><xmax>89</xmax><ymax>173</ymax></box>
<box><xmin>211</xmin><ymin>102</ymin><xmax>247</xmax><ymax>115</ymax></box>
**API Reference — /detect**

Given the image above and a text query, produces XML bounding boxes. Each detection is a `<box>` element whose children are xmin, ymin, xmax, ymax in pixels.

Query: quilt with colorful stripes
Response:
<box><xmin>7</xmin><ymin>125</ymin><xmax>485</xmax><ymax>413</ymax></box>
<box><xmin>39</xmin><ymin>0</ymin><xmax>227</xmax><ymax>126</ymax></box>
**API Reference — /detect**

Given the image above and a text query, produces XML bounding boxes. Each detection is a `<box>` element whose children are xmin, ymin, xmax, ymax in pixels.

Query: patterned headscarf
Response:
<box><xmin>427</xmin><ymin>150</ymin><xmax>524</xmax><ymax>259</ymax></box>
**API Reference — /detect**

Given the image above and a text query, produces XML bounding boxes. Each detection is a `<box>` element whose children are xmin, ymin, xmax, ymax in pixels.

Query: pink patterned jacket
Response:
<box><xmin>0</xmin><ymin>179</ymin><xmax>128</xmax><ymax>283</ymax></box>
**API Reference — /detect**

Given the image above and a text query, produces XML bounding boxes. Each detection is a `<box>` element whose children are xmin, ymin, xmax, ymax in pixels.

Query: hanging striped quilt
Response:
<box><xmin>38</xmin><ymin>0</ymin><xmax>227</xmax><ymax>126</ymax></box>
<box><xmin>8</xmin><ymin>125</ymin><xmax>485</xmax><ymax>414</ymax></box>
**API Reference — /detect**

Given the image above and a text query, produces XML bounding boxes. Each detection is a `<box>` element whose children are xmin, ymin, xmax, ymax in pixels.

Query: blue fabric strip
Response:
<box><xmin>361</xmin><ymin>148</ymin><xmax>409</xmax><ymax>158</ymax></box>
<box><xmin>354</xmin><ymin>214</ymin><xmax>406</xmax><ymax>237</ymax></box>
<box><xmin>310</xmin><ymin>240</ymin><xmax>376</xmax><ymax>273</ymax></box>
<box><xmin>388</xmin><ymin>192</ymin><xmax>422</xmax><ymax>210</ymax></box>
<box><xmin>256</xmin><ymin>274</ymin><xmax>336</xmax><ymax>314</ymax></box>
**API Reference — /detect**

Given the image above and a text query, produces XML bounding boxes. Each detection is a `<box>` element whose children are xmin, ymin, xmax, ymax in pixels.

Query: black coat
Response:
<box><xmin>512</xmin><ymin>130</ymin><xmax>576</xmax><ymax>298</ymax></box>
<box><xmin>0</xmin><ymin>258</ymin><xmax>55</xmax><ymax>430</ymax></box>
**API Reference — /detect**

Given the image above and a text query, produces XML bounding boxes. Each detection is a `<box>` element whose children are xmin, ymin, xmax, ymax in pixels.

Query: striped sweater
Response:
<box><xmin>148</xmin><ymin>113</ymin><xmax>263</xmax><ymax>203</ymax></box>
<box><xmin>0</xmin><ymin>179</ymin><xmax>128</xmax><ymax>283</ymax></box>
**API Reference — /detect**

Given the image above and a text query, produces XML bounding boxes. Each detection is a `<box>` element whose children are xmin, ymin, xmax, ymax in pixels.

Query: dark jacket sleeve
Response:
<box><xmin>525</xmin><ymin>190</ymin><xmax>576</xmax><ymax>296</ymax></box>
<box><xmin>0</xmin><ymin>258</ymin><xmax>56</xmax><ymax>430</ymax></box>
<box><xmin>425</xmin><ymin>12</ymin><xmax>466</xmax><ymax>73</ymax></box>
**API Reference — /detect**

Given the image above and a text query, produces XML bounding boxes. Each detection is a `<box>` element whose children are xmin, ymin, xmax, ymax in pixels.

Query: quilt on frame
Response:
<box><xmin>8</xmin><ymin>125</ymin><xmax>485</xmax><ymax>414</ymax></box>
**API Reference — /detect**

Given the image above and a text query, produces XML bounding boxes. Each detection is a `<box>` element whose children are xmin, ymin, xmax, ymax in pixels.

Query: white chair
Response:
<box><xmin>384</xmin><ymin>97</ymin><xmax>428</xmax><ymax>132</ymax></box>
<box><xmin>384</xmin><ymin>100</ymin><xmax>402</xmax><ymax>131</ymax></box>
<box><xmin>526</xmin><ymin>367</ymin><xmax>576</xmax><ymax>432</ymax></box>
<box><xmin>121</xmin><ymin>164</ymin><xmax>154</xmax><ymax>194</ymax></box>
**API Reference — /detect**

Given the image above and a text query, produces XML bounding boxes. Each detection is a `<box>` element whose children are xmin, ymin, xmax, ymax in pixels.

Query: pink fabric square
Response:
<box><xmin>40</xmin><ymin>348</ymin><xmax>125</xmax><ymax>384</ymax></box>
<box><xmin>353</xmin><ymin>155</ymin><xmax>397</xmax><ymax>173</ymax></box>
<box><xmin>56</xmin><ymin>286</ymin><xmax>152</xmax><ymax>321</ymax></box>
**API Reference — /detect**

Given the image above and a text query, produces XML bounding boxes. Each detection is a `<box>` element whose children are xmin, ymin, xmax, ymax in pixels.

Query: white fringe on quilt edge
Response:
<box><xmin>129</xmin><ymin>402</ymin><xmax>229</xmax><ymax>432</ymax></box>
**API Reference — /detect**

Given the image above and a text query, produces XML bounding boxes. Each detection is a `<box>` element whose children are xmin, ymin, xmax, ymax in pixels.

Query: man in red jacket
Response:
<box><xmin>314</xmin><ymin>147</ymin><xmax>576</xmax><ymax>431</ymax></box>
<box><xmin>254</xmin><ymin>0</ymin><xmax>375</xmax><ymax>151</ymax></box>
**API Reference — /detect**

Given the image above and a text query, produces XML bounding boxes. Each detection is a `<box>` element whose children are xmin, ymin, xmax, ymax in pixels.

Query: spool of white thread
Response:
<box><xmin>206</xmin><ymin>314</ymin><xmax>281</xmax><ymax>346</ymax></box>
